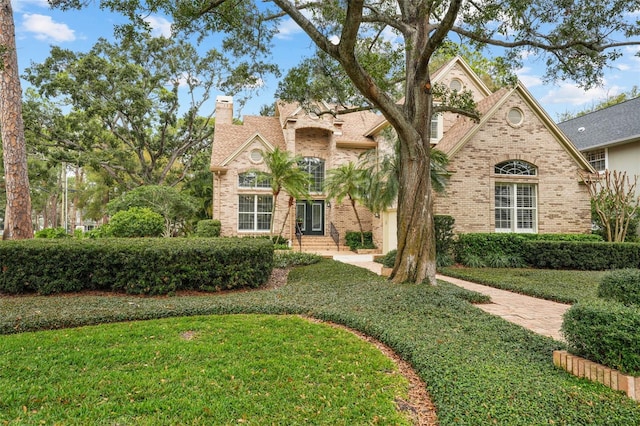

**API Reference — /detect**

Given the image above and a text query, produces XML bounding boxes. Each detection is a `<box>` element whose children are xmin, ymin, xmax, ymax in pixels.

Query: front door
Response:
<box><xmin>296</xmin><ymin>200</ymin><xmax>324</xmax><ymax>236</ymax></box>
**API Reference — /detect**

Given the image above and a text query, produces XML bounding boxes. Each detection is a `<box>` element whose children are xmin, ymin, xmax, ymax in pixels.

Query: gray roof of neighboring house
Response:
<box><xmin>557</xmin><ymin>96</ymin><xmax>640</xmax><ymax>151</ymax></box>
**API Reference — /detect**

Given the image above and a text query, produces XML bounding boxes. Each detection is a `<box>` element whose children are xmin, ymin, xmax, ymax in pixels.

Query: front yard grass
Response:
<box><xmin>2</xmin><ymin>260</ymin><xmax>639</xmax><ymax>424</ymax></box>
<box><xmin>0</xmin><ymin>315</ymin><xmax>410</xmax><ymax>425</ymax></box>
<box><xmin>439</xmin><ymin>266</ymin><xmax>606</xmax><ymax>304</ymax></box>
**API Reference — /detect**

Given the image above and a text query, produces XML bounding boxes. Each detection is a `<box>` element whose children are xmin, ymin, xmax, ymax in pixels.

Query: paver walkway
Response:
<box><xmin>330</xmin><ymin>253</ymin><xmax>570</xmax><ymax>341</ymax></box>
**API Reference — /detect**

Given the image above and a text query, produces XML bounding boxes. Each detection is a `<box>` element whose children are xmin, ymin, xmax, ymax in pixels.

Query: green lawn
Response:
<box><xmin>2</xmin><ymin>260</ymin><xmax>640</xmax><ymax>424</ymax></box>
<box><xmin>439</xmin><ymin>266</ymin><xmax>606</xmax><ymax>303</ymax></box>
<box><xmin>0</xmin><ymin>315</ymin><xmax>411</xmax><ymax>425</ymax></box>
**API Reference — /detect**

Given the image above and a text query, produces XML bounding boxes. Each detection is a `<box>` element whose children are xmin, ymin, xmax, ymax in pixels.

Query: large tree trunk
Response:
<box><xmin>389</xmin><ymin>15</ymin><xmax>438</xmax><ymax>285</ymax></box>
<box><xmin>390</xmin><ymin>121</ymin><xmax>437</xmax><ymax>285</ymax></box>
<box><xmin>0</xmin><ymin>0</ymin><xmax>33</xmax><ymax>239</ymax></box>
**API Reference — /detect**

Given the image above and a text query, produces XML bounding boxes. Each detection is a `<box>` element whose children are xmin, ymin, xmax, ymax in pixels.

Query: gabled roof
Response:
<box><xmin>430</xmin><ymin>55</ymin><xmax>493</xmax><ymax>98</ymax></box>
<box><xmin>557</xmin><ymin>97</ymin><xmax>640</xmax><ymax>151</ymax></box>
<box><xmin>437</xmin><ymin>81</ymin><xmax>595</xmax><ymax>173</ymax></box>
<box><xmin>364</xmin><ymin>56</ymin><xmax>493</xmax><ymax>136</ymax></box>
<box><xmin>210</xmin><ymin>115</ymin><xmax>285</xmax><ymax>168</ymax></box>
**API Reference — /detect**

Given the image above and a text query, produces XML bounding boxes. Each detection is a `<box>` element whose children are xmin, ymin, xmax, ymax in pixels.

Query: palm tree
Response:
<box><xmin>324</xmin><ymin>161</ymin><xmax>368</xmax><ymax>246</ymax></box>
<box><xmin>359</xmin><ymin>139</ymin><xmax>450</xmax><ymax>214</ymax></box>
<box><xmin>260</xmin><ymin>147</ymin><xmax>311</xmax><ymax>239</ymax></box>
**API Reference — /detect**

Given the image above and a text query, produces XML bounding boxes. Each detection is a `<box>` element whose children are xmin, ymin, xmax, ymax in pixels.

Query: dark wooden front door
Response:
<box><xmin>296</xmin><ymin>200</ymin><xmax>324</xmax><ymax>236</ymax></box>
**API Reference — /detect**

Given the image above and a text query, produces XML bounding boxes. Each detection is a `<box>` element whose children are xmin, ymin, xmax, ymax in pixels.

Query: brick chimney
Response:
<box><xmin>215</xmin><ymin>95</ymin><xmax>234</xmax><ymax>125</ymax></box>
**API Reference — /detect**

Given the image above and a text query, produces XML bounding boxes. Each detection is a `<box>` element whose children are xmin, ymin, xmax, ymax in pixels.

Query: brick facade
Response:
<box><xmin>433</xmin><ymin>89</ymin><xmax>592</xmax><ymax>234</ymax></box>
<box><xmin>211</xmin><ymin>99</ymin><xmax>378</xmax><ymax>245</ymax></box>
<box><xmin>210</xmin><ymin>58</ymin><xmax>594</xmax><ymax>252</ymax></box>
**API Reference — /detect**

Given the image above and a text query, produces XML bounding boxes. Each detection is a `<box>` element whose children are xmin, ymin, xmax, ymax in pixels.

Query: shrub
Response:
<box><xmin>34</xmin><ymin>227</ymin><xmax>70</xmax><ymax>239</ymax></box>
<box><xmin>0</xmin><ymin>238</ymin><xmax>274</xmax><ymax>295</ymax></box>
<box><xmin>345</xmin><ymin>231</ymin><xmax>375</xmax><ymax>250</ymax></box>
<box><xmin>273</xmin><ymin>251</ymin><xmax>322</xmax><ymax>268</ymax></box>
<box><xmin>108</xmin><ymin>207</ymin><xmax>164</xmax><ymax>238</ymax></box>
<box><xmin>524</xmin><ymin>241</ymin><xmax>640</xmax><ymax>270</ymax></box>
<box><xmin>598</xmin><ymin>269</ymin><xmax>640</xmax><ymax>306</ymax></box>
<box><xmin>271</xmin><ymin>235</ymin><xmax>288</xmax><ymax>245</ymax></box>
<box><xmin>195</xmin><ymin>219</ymin><xmax>221</xmax><ymax>237</ymax></box>
<box><xmin>456</xmin><ymin>233</ymin><xmax>527</xmax><ymax>267</ymax></box>
<box><xmin>378</xmin><ymin>249</ymin><xmax>397</xmax><ymax>268</ymax></box>
<box><xmin>460</xmin><ymin>252</ymin><xmax>486</xmax><ymax>268</ymax></box>
<box><xmin>562</xmin><ymin>300</ymin><xmax>640</xmax><ymax>375</ymax></box>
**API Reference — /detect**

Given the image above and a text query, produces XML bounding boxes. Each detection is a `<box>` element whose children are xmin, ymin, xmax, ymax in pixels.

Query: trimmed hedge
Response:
<box><xmin>524</xmin><ymin>241</ymin><xmax>640</xmax><ymax>270</ymax></box>
<box><xmin>598</xmin><ymin>269</ymin><xmax>640</xmax><ymax>305</ymax></box>
<box><xmin>455</xmin><ymin>233</ymin><xmax>609</xmax><ymax>269</ymax></box>
<box><xmin>562</xmin><ymin>300</ymin><xmax>640</xmax><ymax>375</ymax></box>
<box><xmin>345</xmin><ymin>231</ymin><xmax>374</xmax><ymax>250</ymax></box>
<box><xmin>0</xmin><ymin>238</ymin><xmax>273</xmax><ymax>295</ymax></box>
<box><xmin>195</xmin><ymin>219</ymin><xmax>221</xmax><ymax>237</ymax></box>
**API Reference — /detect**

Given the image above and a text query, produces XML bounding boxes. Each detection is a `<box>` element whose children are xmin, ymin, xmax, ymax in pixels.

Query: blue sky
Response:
<box><xmin>12</xmin><ymin>0</ymin><xmax>640</xmax><ymax>122</ymax></box>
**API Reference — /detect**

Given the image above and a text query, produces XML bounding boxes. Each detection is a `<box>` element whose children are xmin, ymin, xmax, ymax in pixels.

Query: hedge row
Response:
<box><xmin>563</xmin><ymin>300</ymin><xmax>640</xmax><ymax>375</ymax></box>
<box><xmin>524</xmin><ymin>241</ymin><xmax>640</xmax><ymax>270</ymax></box>
<box><xmin>0</xmin><ymin>238</ymin><xmax>273</xmax><ymax>295</ymax></box>
<box><xmin>455</xmin><ymin>233</ymin><xmax>602</xmax><ymax>268</ymax></box>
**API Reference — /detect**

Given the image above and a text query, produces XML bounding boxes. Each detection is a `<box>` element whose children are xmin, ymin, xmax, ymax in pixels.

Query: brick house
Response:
<box><xmin>210</xmin><ymin>57</ymin><xmax>595</xmax><ymax>252</ymax></box>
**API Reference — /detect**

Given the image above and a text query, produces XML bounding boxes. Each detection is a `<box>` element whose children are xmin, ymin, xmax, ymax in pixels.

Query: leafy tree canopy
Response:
<box><xmin>106</xmin><ymin>185</ymin><xmax>198</xmax><ymax>237</ymax></box>
<box><xmin>23</xmin><ymin>31</ymin><xmax>261</xmax><ymax>188</ymax></box>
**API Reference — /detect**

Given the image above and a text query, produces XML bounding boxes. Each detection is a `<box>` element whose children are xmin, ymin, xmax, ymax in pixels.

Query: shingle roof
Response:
<box><xmin>210</xmin><ymin>116</ymin><xmax>285</xmax><ymax>166</ymax></box>
<box><xmin>557</xmin><ymin>97</ymin><xmax>640</xmax><ymax>151</ymax></box>
<box><xmin>436</xmin><ymin>87</ymin><xmax>510</xmax><ymax>156</ymax></box>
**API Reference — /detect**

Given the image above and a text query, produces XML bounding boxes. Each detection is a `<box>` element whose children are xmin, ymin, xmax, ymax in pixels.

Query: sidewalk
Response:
<box><xmin>331</xmin><ymin>253</ymin><xmax>569</xmax><ymax>341</ymax></box>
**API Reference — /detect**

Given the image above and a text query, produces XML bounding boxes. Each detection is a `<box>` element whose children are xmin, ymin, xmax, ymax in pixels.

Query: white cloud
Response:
<box><xmin>515</xmin><ymin>66</ymin><xmax>542</xmax><ymax>88</ymax></box>
<box><xmin>22</xmin><ymin>13</ymin><xmax>75</xmax><ymax>42</ymax></box>
<box><xmin>144</xmin><ymin>15</ymin><xmax>173</xmax><ymax>38</ymax></box>
<box><xmin>275</xmin><ymin>17</ymin><xmax>303</xmax><ymax>40</ymax></box>
<box><xmin>12</xmin><ymin>0</ymin><xmax>49</xmax><ymax>12</ymax></box>
<box><xmin>539</xmin><ymin>82</ymin><xmax>617</xmax><ymax>107</ymax></box>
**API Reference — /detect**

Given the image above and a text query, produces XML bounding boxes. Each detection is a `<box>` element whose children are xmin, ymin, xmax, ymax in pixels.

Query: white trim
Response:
<box><xmin>221</xmin><ymin>133</ymin><xmax>275</xmax><ymax>167</ymax></box>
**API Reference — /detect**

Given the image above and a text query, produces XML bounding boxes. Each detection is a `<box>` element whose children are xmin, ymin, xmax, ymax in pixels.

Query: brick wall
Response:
<box><xmin>214</xmin><ymin>120</ymin><xmax>373</xmax><ymax>243</ymax></box>
<box><xmin>434</xmin><ymin>92</ymin><xmax>592</xmax><ymax>234</ymax></box>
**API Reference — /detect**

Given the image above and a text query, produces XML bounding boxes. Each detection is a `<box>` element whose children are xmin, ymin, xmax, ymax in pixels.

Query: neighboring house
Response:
<box><xmin>210</xmin><ymin>57</ymin><xmax>595</xmax><ymax>252</ymax></box>
<box><xmin>557</xmin><ymin>96</ymin><xmax>640</xmax><ymax>185</ymax></box>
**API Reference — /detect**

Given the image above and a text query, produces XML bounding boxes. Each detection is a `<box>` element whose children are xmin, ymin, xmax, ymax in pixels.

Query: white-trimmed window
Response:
<box><xmin>585</xmin><ymin>149</ymin><xmax>606</xmax><ymax>172</ymax></box>
<box><xmin>494</xmin><ymin>160</ymin><xmax>537</xmax><ymax>233</ymax></box>
<box><xmin>430</xmin><ymin>112</ymin><xmax>443</xmax><ymax>143</ymax></box>
<box><xmin>238</xmin><ymin>172</ymin><xmax>271</xmax><ymax>189</ymax></box>
<box><xmin>238</xmin><ymin>195</ymin><xmax>272</xmax><ymax>231</ymax></box>
<box><xmin>495</xmin><ymin>184</ymin><xmax>537</xmax><ymax>233</ymax></box>
<box><xmin>298</xmin><ymin>157</ymin><xmax>325</xmax><ymax>193</ymax></box>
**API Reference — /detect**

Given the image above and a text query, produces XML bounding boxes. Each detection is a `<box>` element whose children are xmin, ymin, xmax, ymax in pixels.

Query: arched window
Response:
<box><xmin>494</xmin><ymin>160</ymin><xmax>537</xmax><ymax>233</ymax></box>
<box><xmin>298</xmin><ymin>157</ymin><xmax>325</xmax><ymax>193</ymax></box>
<box><xmin>238</xmin><ymin>171</ymin><xmax>271</xmax><ymax>189</ymax></box>
<box><xmin>494</xmin><ymin>160</ymin><xmax>536</xmax><ymax>176</ymax></box>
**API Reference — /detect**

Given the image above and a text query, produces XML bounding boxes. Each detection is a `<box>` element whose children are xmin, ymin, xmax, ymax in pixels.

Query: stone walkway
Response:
<box><xmin>331</xmin><ymin>253</ymin><xmax>570</xmax><ymax>341</ymax></box>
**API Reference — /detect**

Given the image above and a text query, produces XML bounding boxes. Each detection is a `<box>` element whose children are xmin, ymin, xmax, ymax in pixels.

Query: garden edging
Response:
<box><xmin>553</xmin><ymin>350</ymin><xmax>640</xmax><ymax>401</ymax></box>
